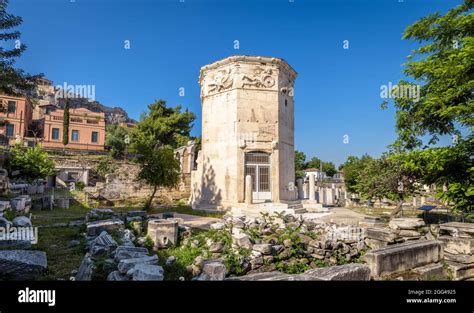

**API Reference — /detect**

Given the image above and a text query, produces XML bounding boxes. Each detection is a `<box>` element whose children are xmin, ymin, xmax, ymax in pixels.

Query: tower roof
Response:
<box><xmin>199</xmin><ymin>55</ymin><xmax>297</xmax><ymax>83</ymax></box>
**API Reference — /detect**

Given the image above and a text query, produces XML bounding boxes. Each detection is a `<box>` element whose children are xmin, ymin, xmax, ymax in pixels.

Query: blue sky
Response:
<box><xmin>9</xmin><ymin>0</ymin><xmax>461</xmax><ymax>165</ymax></box>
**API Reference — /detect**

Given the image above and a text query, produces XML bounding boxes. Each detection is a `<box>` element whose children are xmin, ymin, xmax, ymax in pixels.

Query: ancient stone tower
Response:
<box><xmin>190</xmin><ymin>55</ymin><xmax>297</xmax><ymax>210</ymax></box>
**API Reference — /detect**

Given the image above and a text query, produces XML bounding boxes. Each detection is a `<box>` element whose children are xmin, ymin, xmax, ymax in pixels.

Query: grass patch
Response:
<box><xmin>32</xmin><ymin>189</ymin><xmax>222</xmax><ymax>227</ymax></box>
<box><xmin>32</xmin><ymin>198</ymin><xmax>91</xmax><ymax>226</ymax></box>
<box><xmin>156</xmin><ymin>244</ymin><xmax>203</xmax><ymax>281</ymax></box>
<box><xmin>32</xmin><ymin>227</ymin><xmax>85</xmax><ymax>280</ymax></box>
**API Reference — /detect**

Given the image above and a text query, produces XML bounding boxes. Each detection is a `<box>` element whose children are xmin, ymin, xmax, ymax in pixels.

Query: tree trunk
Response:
<box><xmin>145</xmin><ymin>185</ymin><xmax>158</xmax><ymax>211</ymax></box>
<box><xmin>390</xmin><ymin>200</ymin><xmax>404</xmax><ymax>219</ymax></box>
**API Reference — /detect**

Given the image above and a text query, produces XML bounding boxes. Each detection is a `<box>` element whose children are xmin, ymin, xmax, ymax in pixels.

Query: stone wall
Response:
<box><xmin>50</xmin><ymin>155</ymin><xmax>191</xmax><ymax>203</ymax></box>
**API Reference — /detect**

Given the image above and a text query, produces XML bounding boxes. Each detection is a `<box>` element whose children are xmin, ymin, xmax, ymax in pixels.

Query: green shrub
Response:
<box><xmin>75</xmin><ymin>181</ymin><xmax>85</xmax><ymax>190</ymax></box>
<box><xmin>3</xmin><ymin>210</ymin><xmax>17</xmax><ymax>221</ymax></box>
<box><xmin>275</xmin><ymin>258</ymin><xmax>309</xmax><ymax>274</ymax></box>
<box><xmin>224</xmin><ymin>247</ymin><xmax>250</xmax><ymax>276</ymax></box>
<box><xmin>144</xmin><ymin>236</ymin><xmax>154</xmax><ymax>253</ymax></box>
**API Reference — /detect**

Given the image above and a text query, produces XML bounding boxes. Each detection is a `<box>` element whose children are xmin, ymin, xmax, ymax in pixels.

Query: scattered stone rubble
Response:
<box><xmin>0</xmin><ymin>250</ymin><xmax>47</xmax><ymax>280</ymax></box>
<box><xmin>181</xmin><ymin>213</ymin><xmax>369</xmax><ymax>280</ymax></box>
<box><xmin>0</xmin><ymin>210</ymin><xmax>41</xmax><ymax>279</ymax></box>
<box><xmin>76</xmin><ymin>209</ymin><xmax>165</xmax><ymax>281</ymax></box>
<box><xmin>71</xmin><ymin>208</ymin><xmax>474</xmax><ymax>281</ymax></box>
<box><xmin>438</xmin><ymin>222</ymin><xmax>474</xmax><ymax>280</ymax></box>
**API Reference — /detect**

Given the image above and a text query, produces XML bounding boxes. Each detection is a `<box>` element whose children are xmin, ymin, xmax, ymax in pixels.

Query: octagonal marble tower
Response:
<box><xmin>190</xmin><ymin>55</ymin><xmax>298</xmax><ymax>211</ymax></box>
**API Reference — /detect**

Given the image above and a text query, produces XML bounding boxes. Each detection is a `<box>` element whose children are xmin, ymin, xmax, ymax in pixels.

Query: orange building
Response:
<box><xmin>0</xmin><ymin>94</ymin><xmax>106</xmax><ymax>151</ymax></box>
<box><xmin>42</xmin><ymin>107</ymin><xmax>106</xmax><ymax>151</ymax></box>
<box><xmin>0</xmin><ymin>95</ymin><xmax>34</xmax><ymax>145</ymax></box>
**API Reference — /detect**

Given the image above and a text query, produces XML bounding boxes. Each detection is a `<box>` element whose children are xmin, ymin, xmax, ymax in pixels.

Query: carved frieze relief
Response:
<box><xmin>241</xmin><ymin>67</ymin><xmax>275</xmax><ymax>89</ymax></box>
<box><xmin>206</xmin><ymin>68</ymin><xmax>233</xmax><ymax>95</ymax></box>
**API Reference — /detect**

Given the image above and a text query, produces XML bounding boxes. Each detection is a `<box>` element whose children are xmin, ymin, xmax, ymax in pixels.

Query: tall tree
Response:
<box><xmin>382</xmin><ymin>0</ymin><xmax>473</xmax><ymax>215</ymax></box>
<box><xmin>305</xmin><ymin>156</ymin><xmax>337</xmax><ymax>177</ymax></box>
<box><xmin>137</xmin><ymin>144</ymin><xmax>181</xmax><ymax>210</ymax></box>
<box><xmin>0</xmin><ymin>0</ymin><xmax>41</xmax><ymax>95</ymax></box>
<box><xmin>294</xmin><ymin>150</ymin><xmax>306</xmax><ymax>179</ymax></box>
<box><xmin>105</xmin><ymin>124</ymin><xmax>129</xmax><ymax>159</ymax></box>
<box><xmin>305</xmin><ymin>156</ymin><xmax>321</xmax><ymax>170</ymax></box>
<box><xmin>322</xmin><ymin>162</ymin><xmax>337</xmax><ymax>178</ymax></box>
<box><xmin>62</xmin><ymin>99</ymin><xmax>70</xmax><ymax>146</ymax></box>
<box><xmin>131</xmin><ymin>100</ymin><xmax>195</xmax><ymax>210</ymax></box>
<box><xmin>340</xmin><ymin>154</ymin><xmax>373</xmax><ymax>193</ymax></box>
<box><xmin>356</xmin><ymin>155</ymin><xmax>422</xmax><ymax>217</ymax></box>
<box><xmin>130</xmin><ymin>99</ymin><xmax>195</xmax><ymax>150</ymax></box>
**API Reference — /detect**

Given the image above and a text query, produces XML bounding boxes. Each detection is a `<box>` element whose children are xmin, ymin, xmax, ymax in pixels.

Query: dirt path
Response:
<box><xmin>312</xmin><ymin>207</ymin><xmax>372</xmax><ymax>225</ymax></box>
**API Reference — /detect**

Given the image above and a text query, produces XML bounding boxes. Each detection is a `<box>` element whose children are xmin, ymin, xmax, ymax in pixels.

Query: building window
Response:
<box><xmin>7</xmin><ymin>101</ymin><xmax>16</xmax><ymax>113</ymax></box>
<box><xmin>91</xmin><ymin>131</ymin><xmax>98</xmax><ymax>143</ymax></box>
<box><xmin>52</xmin><ymin>128</ymin><xmax>60</xmax><ymax>140</ymax></box>
<box><xmin>71</xmin><ymin>130</ymin><xmax>79</xmax><ymax>142</ymax></box>
<box><xmin>5</xmin><ymin>124</ymin><xmax>14</xmax><ymax>137</ymax></box>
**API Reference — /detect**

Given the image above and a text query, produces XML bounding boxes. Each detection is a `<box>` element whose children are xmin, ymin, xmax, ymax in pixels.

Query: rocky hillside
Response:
<box><xmin>56</xmin><ymin>98</ymin><xmax>135</xmax><ymax>125</ymax></box>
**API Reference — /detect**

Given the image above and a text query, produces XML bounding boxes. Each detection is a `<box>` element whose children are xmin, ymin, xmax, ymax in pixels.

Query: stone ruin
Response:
<box><xmin>76</xmin><ymin>209</ymin><xmax>174</xmax><ymax>281</ymax></box>
<box><xmin>0</xmin><ymin>167</ymin><xmax>9</xmax><ymax>194</ymax></box>
<box><xmin>0</xmin><ymin>201</ymin><xmax>46</xmax><ymax>280</ymax></box>
<box><xmin>73</xmin><ymin>206</ymin><xmax>474</xmax><ymax>281</ymax></box>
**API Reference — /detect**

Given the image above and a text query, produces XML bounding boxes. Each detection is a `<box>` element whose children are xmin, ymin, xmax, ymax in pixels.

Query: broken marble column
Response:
<box><xmin>0</xmin><ymin>250</ymin><xmax>47</xmax><ymax>280</ymax></box>
<box><xmin>86</xmin><ymin>219</ymin><xmax>124</xmax><ymax>237</ymax></box>
<box><xmin>301</xmin><ymin>173</ymin><xmax>326</xmax><ymax>212</ymax></box>
<box><xmin>131</xmin><ymin>264</ymin><xmax>164</xmax><ymax>281</ymax></box>
<box><xmin>326</xmin><ymin>188</ymin><xmax>334</xmax><ymax>205</ymax></box>
<box><xmin>364</xmin><ymin>240</ymin><xmax>443</xmax><ymax>278</ymax></box>
<box><xmin>245</xmin><ymin>175</ymin><xmax>252</xmax><ymax>205</ymax></box>
<box><xmin>296</xmin><ymin>178</ymin><xmax>304</xmax><ymax>200</ymax></box>
<box><xmin>147</xmin><ymin>219</ymin><xmax>179</xmax><ymax>248</ymax></box>
<box><xmin>309</xmin><ymin>173</ymin><xmax>315</xmax><ymax>201</ymax></box>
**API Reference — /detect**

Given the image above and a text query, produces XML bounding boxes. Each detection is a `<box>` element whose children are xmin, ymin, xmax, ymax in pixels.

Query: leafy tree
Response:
<box><xmin>391</xmin><ymin>135</ymin><xmax>473</xmax><ymax>217</ymax></box>
<box><xmin>355</xmin><ymin>155</ymin><xmax>422</xmax><ymax>217</ymax></box>
<box><xmin>322</xmin><ymin>162</ymin><xmax>337</xmax><ymax>178</ymax></box>
<box><xmin>382</xmin><ymin>0</ymin><xmax>473</xmax><ymax>149</ymax></box>
<box><xmin>382</xmin><ymin>0</ymin><xmax>473</xmax><ymax>214</ymax></box>
<box><xmin>305</xmin><ymin>156</ymin><xmax>321</xmax><ymax>170</ymax></box>
<box><xmin>137</xmin><ymin>145</ymin><xmax>180</xmax><ymax>210</ymax></box>
<box><xmin>0</xmin><ymin>0</ymin><xmax>42</xmax><ymax>95</ymax></box>
<box><xmin>6</xmin><ymin>145</ymin><xmax>55</xmax><ymax>182</ymax></box>
<box><xmin>294</xmin><ymin>150</ymin><xmax>306</xmax><ymax>179</ymax></box>
<box><xmin>62</xmin><ymin>100</ymin><xmax>70</xmax><ymax>146</ymax></box>
<box><xmin>130</xmin><ymin>99</ymin><xmax>195</xmax><ymax>150</ymax></box>
<box><xmin>340</xmin><ymin>154</ymin><xmax>373</xmax><ymax>193</ymax></box>
<box><xmin>305</xmin><ymin>156</ymin><xmax>337</xmax><ymax>177</ymax></box>
<box><xmin>130</xmin><ymin>100</ymin><xmax>195</xmax><ymax>210</ymax></box>
<box><xmin>105</xmin><ymin>124</ymin><xmax>129</xmax><ymax>159</ymax></box>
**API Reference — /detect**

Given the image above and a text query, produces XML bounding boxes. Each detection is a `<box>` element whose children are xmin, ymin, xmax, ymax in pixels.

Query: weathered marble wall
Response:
<box><xmin>50</xmin><ymin>156</ymin><xmax>190</xmax><ymax>203</ymax></box>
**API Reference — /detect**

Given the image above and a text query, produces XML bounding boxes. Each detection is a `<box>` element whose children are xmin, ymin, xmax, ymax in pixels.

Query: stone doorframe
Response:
<box><xmin>237</xmin><ymin>146</ymin><xmax>277</xmax><ymax>203</ymax></box>
<box><xmin>244</xmin><ymin>151</ymin><xmax>272</xmax><ymax>202</ymax></box>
